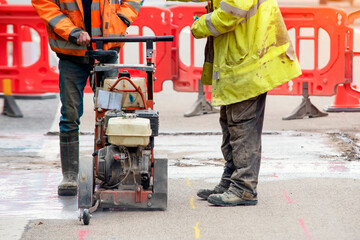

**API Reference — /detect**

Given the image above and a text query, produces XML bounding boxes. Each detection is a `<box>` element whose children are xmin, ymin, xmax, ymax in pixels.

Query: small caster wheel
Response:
<box><xmin>83</xmin><ymin>209</ymin><xmax>91</xmax><ymax>225</ymax></box>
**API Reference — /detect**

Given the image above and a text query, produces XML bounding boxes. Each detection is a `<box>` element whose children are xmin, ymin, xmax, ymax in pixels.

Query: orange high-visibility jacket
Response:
<box><xmin>32</xmin><ymin>0</ymin><xmax>141</xmax><ymax>56</ymax></box>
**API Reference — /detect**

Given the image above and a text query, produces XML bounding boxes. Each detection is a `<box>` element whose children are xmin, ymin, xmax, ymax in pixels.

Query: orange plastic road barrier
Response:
<box><xmin>119</xmin><ymin>6</ymin><xmax>173</xmax><ymax>93</ymax></box>
<box><xmin>0</xmin><ymin>5</ymin><xmax>58</xmax><ymax>94</ymax></box>
<box><xmin>343</xmin><ymin>10</ymin><xmax>360</xmax><ymax>99</ymax></box>
<box><xmin>167</xmin><ymin>5</ymin><xmax>359</xmax><ymax>103</ymax></box>
<box><xmin>0</xmin><ymin>24</ymin><xmax>6</xmax><ymax>67</ymax></box>
<box><xmin>325</xmin><ymin>9</ymin><xmax>360</xmax><ymax>111</ymax></box>
<box><xmin>0</xmin><ymin>5</ymin><xmax>173</xmax><ymax>94</ymax></box>
<box><xmin>271</xmin><ymin>6</ymin><xmax>351</xmax><ymax>97</ymax></box>
<box><xmin>0</xmin><ymin>4</ymin><xmax>359</xmax><ymax>103</ymax></box>
<box><xmin>169</xmin><ymin>5</ymin><xmax>210</xmax><ymax>94</ymax></box>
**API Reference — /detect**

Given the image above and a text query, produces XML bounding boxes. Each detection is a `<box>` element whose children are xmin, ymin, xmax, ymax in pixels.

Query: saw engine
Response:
<box><xmin>96</xmin><ymin>110</ymin><xmax>158</xmax><ymax>190</ymax></box>
<box><xmin>97</xmin><ymin>145</ymin><xmax>152</xmax><ymax>189</ymax></box>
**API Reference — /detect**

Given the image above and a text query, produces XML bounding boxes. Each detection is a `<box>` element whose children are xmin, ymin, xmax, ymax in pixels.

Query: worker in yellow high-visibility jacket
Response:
<box><xmin>190</xmin><ymin>0</ymin><xmax>302</xmax><ymax>206</ymax></box>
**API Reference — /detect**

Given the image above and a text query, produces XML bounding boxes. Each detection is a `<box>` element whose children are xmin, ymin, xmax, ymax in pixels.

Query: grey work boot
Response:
<box><xmin>197</xmin><ymin>184</ymin><xmax>228</xmax><ymax>200</ymax></box>
<box><xmin>207</xmin><ymin>190</ymin><xmax>257</xmax><ymax>206</ymax></box>
<box><xmin>197</xmin><ymin>166</ymin><xmax>234</xmax><ymax>200</ymax></box>
<box><xmin>58</xmin><ymin>134</ymin><xmax>79</xmax><ymax>196</ymax></box>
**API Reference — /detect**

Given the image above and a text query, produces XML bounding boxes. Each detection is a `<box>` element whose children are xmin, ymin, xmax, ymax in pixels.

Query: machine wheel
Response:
<box><xmin>83</xmin><ymin>209</ymin><xmax>91</xmax><ymax>225</ymax></box>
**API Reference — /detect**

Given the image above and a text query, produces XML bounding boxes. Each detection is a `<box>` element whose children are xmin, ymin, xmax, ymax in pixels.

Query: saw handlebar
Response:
<box><xmin>92</xmin><ymin>36</ymin><xmax>174</xmax><ymax>43</ymax></box>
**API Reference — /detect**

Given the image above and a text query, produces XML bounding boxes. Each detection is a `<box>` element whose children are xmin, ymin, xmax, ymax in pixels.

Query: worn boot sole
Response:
<box><xmin>58</xmin><ymin>186</ymin><xmax>77</xmax><ymax>196</ymax></box>
<box><xmin>208</xmin><ymin>197</ymin><xmax>257</xmax><ymax>206</ymax></box>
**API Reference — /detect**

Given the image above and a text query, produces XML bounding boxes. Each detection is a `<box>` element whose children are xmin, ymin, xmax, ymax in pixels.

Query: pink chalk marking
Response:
<box><xmin>79</xmin><ymin>230</ymin><xmax>89</xmax><ymax>240</ymax></box>
<box><xmin>282</xmin><ymin>190</ymin><xmax>294</xmax><ymax>204</ymax></box>
<box><xmin>273</xmin><ymin>172</ymin><xmax>278</xmax><ymax>178</ymax></box>
<box><xmin>299</xmin><ymin>218</ymin><xmax>312</xmax><ymax>238</ymax></box>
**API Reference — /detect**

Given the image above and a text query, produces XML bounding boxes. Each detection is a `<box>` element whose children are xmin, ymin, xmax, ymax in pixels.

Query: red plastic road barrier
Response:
<box><xmin>169</xmin><ymin>5</ymin><xmax>207</xmax><ymax>91</ymax></box>
<box><xmin>342</xmin><ymin>10</ymin><xmax>360</xmax><ymax>100</ymax></box>
<box><xmin>0</xmin><ymin>5</ymin><xmax>58</xmax><ymax>94</ymax></box>
<box><xmin>0</xmin><ymin>24</ymin><xmax>6</xmax><ymax>66</ymax></box>
<box><xmin>169</xmin><ymin>5</ymin><xmax>356</xmax><ymax>98</ymax></box>
<box><xmin>169</xmin><ymin>4</ymin><xmax>212</xmax><ymax>99</ymax></box>
<box><xmin>271</xmin><ymin>6</ymin><xmax>351</xmax><ymax>96</ymax></box>
<box><xmin>0</xmin><ymin>5</ymin><xmax>173</xmax><ymax>94</ymax></box>
<box><xmin>119</xmin><ymin>6</ymin><xmax>173</xmax><ymax>93</ymax></box>
<box><xmin>0</xmin><ymin>5</ymin><xmax>359</xmax><ymax>99</ymax></box>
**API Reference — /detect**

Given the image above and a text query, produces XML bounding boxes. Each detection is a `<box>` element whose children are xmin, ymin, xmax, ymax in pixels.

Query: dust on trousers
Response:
<box><xmin>219</xmin><ymin>93</ymin><xmax>267</xmax><ymax>198</ymax></box>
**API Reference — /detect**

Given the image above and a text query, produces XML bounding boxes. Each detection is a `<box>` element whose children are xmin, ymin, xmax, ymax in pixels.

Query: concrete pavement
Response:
<box><xmin>19</xmin><ymin>178</ymin><xmax>360</xmax><ymax>240</ymax></box>
<box><xmin>1</xmin><ymin>82</ymin><xmax>360</xmax><ymax>239</ymax></box>
<box><xmin>1</xmin><ymin>0</ymin><xmax>360</xmax><ymax>239</ymax></box>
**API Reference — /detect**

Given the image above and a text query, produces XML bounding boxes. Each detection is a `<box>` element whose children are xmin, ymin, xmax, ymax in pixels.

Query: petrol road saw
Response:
<box><xmin>78</xmin><ymin>36</ymin><xmax>173</xmax><ymax>225</ymax></box>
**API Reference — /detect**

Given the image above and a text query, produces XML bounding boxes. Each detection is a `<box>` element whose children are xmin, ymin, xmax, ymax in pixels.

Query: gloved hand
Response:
<box><xmin>200</xmin><ymin>36</ymin><xmax>214</xmax><ymax>85</ymax></box>
<box><xmin>191</xmin><ymin>0</ymin><xmax>213</xmax><ymax>39</ymax></box>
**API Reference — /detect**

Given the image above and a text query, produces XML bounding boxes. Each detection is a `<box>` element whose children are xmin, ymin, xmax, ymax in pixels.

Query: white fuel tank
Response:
<box><xmin>106</xmin><ymin>117</ymin><xmax>152</xmax><ymax>147</ymax></box>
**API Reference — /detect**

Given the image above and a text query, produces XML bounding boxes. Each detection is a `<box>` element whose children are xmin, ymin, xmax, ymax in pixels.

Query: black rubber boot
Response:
<box><xmin>58</xmin><ymin>133</ymin><xmax>79</xmax><ymax>196</ymax></box>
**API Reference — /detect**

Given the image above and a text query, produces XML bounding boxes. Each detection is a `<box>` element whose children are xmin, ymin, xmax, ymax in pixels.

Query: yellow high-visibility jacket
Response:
<box><xmin>166</xmin><ymin>0</ymin><xmax>207</xmax><ymax>2</ymax></box>
<box><xmin>32</xmin><ymin>0</ymin><xmax>141</xmax><ymax>57</ymax></box>
<box><xmin>191</xmin><ymin>0</ymin><xmax>302</xmax><ymax>106</ymax></box>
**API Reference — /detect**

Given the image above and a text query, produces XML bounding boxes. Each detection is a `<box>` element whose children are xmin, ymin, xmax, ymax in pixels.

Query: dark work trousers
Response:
<box><xmin>219</xmin><ymin>93</ymin><xmax>267</xmax><ymax>198</ymax></box>
<box><xmin>58</xmin><ymin>55</ymin><xmax>118</xmax><ymax>135</ymax></box>
<box><xmin>58</xmin><ymin>59</ymin><xmax>93</xmax><ymax>134</ymax></box>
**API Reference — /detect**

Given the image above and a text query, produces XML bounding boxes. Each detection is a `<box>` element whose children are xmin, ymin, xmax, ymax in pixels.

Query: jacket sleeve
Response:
<box><xmin>116</xmin><ymin>0</ymin><xmax>142</xmax><ymax>27</ymax></box>
<box><xmin>31</xmin><ymin>0</ymin><xmax>83</xmax><ymax>44</ymax></box>
<box><xmin>191</xmin><ymin>0</ymin><xmax>256</xmax><ymax>39</ymax></box>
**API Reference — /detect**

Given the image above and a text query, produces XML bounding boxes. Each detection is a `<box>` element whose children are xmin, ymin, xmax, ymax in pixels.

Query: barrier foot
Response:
<box><xmin>282</xmin><ymin>82</ymin><xmax>328</xmax><ymax>120</ymax></box>
<box><xmin>2</xmin><ymin>95</ymin><xmax>23</xmax><ymax>118</ymax></box>
<box><xmin>184</xmin><ymin>81</ymin><xmax>219</xmax><ymax>117</ymax></box>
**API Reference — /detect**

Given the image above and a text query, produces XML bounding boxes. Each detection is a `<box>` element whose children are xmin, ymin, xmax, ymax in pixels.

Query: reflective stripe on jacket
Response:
<box><xmin>191</xmin><ymin>0</ymin><xmax>302</xmax><ymax>106</ymax></box>
<box><xmin>32</xmin><ymin>0</ymin><xmax>141</xmax><ymax>56</ymax></box>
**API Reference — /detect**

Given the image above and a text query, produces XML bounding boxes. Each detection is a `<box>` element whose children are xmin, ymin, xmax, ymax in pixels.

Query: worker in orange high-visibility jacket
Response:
<box><xmin>192</xmin><ymin>0</ymin><xmax>302</xmax><ymax>206</ymax></box>
<box><xmin>32</xmin><ymin>0</ymin><xmax>142</xmax><ymax>196</ymax></box>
